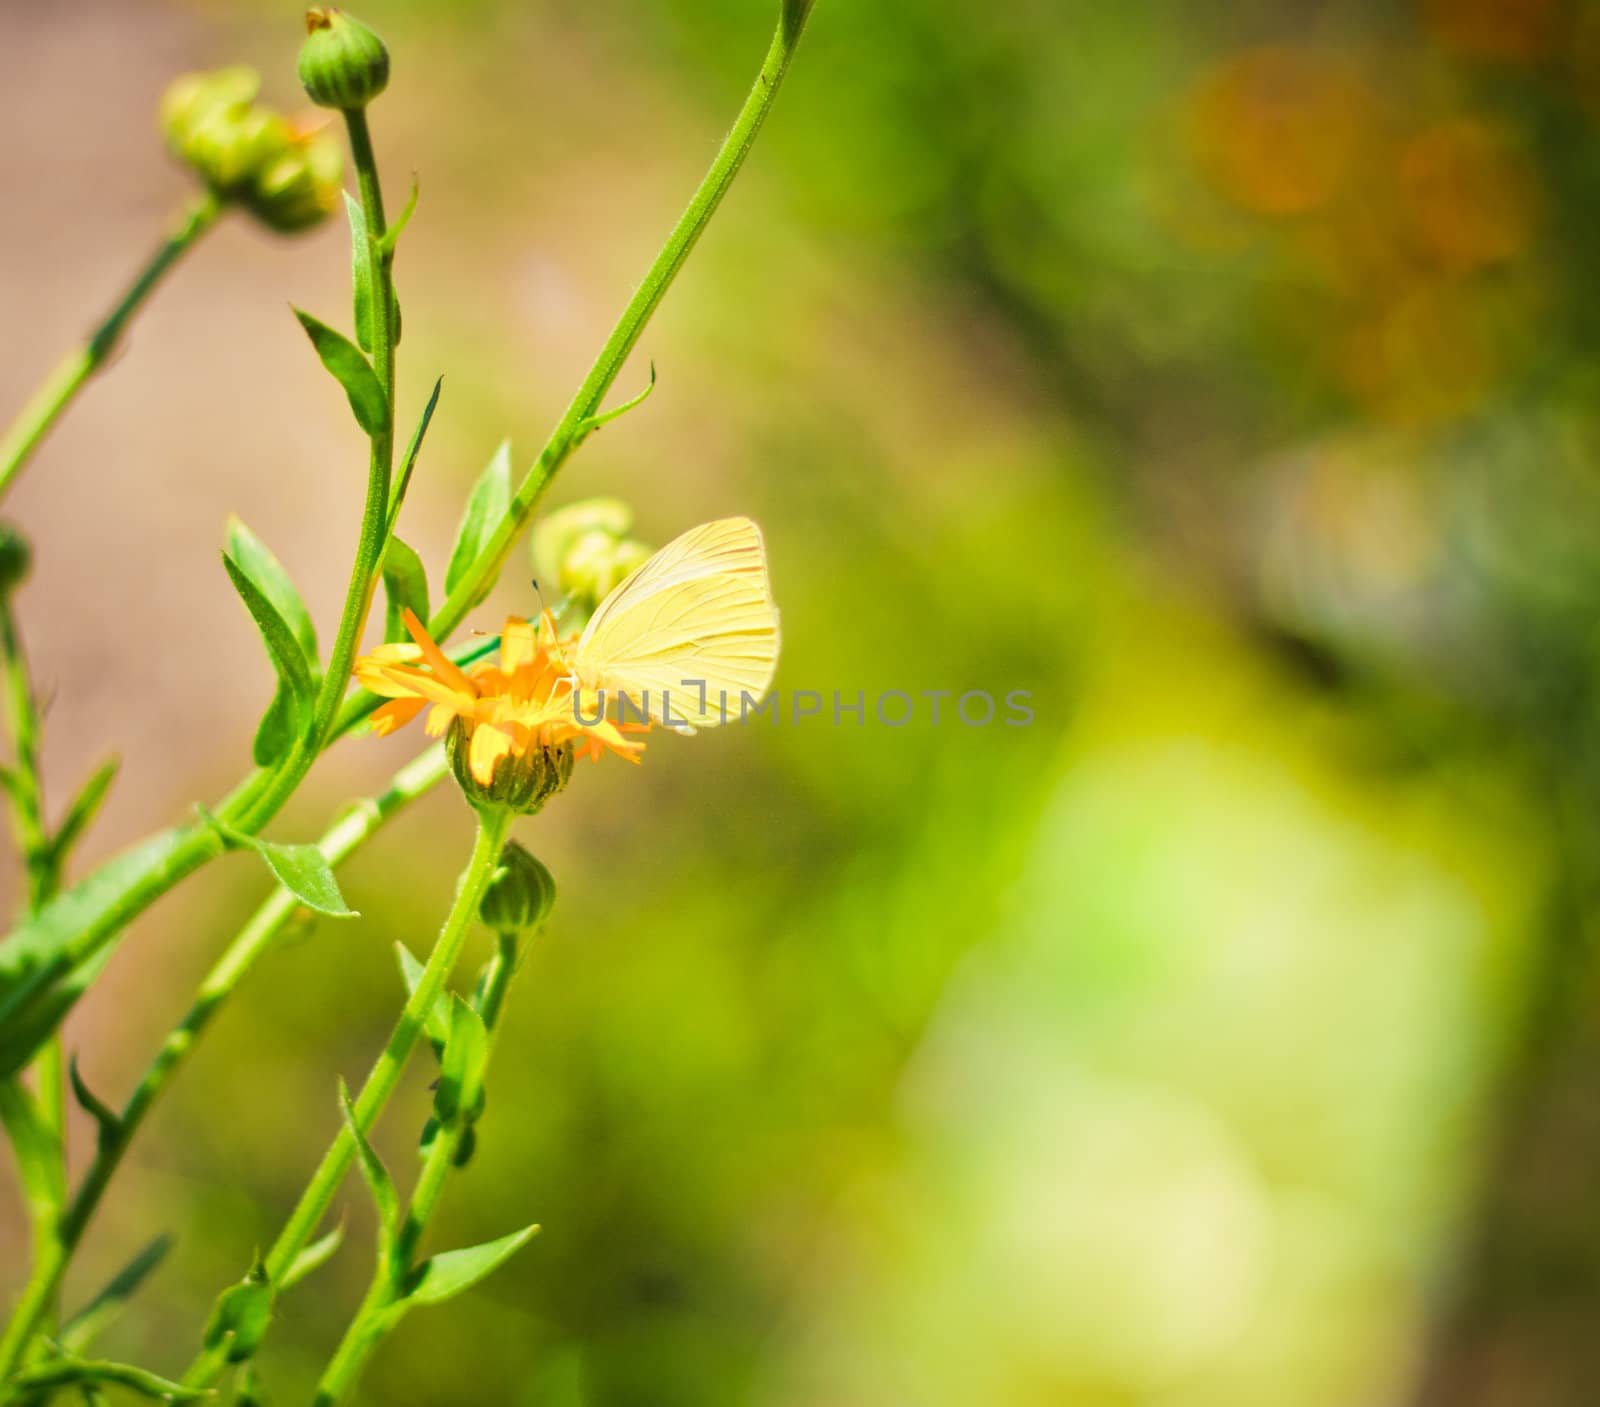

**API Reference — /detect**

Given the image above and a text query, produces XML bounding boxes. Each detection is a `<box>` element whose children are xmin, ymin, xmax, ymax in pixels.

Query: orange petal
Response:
<box><xmin>401</xmin><ymin>608</ymin><xmax>477</xmax><ymax>697</ymax></box>
<box><xmin>372</xmin><ymin>698</ymin><xmax>426</xmax><ymax>737</ymax></box>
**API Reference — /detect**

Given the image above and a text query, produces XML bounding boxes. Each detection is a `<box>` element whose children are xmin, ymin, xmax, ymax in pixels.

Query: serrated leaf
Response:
<box><xmin>60</xmin><ymin>1235</ymin><xmax>172</xmax><ymax>1355</ymax></box>
<box><xmin>444</xmin><ymin>440</ymin><xmax>512</xmax><ymax>603</ymax></box>
<box><xmin>394</xmin><ymin>941</ymin><xmax>450</xmax><ymax>1049</ymax></box>
<box><xmin>386</xmin><ymin>376</ymin><xmax>443</xmax><ymax>536</ymax></box>
<box><xmin>293</xmin><ymin>307</ymin><xmax>388</xmax><ymax>437</ymax></box>
<box><xmin>10</xmin><ymin>1355</ymin><xmax>210</xmax><ymax>1402</ymax></box>
<box><xmin>68</xmin><ymin>1053</ymin><xmax>119</xmax><ymax>1150</ymax></box>
<box><xmin>222</xmin><ymin>551</ymin><xmax>315</xmax><ymax>726</ymax></box>
<box><xmin>404</xmin><ymin>1223</ymin><xmax>540</xmax><ymax>1306</ymax></box>
<box><xmin>49</xmin><ymin>756</ymin><xmax>119</xmax><ymax>866</ymax></box>
<box><xmin>345</xmin><ymin>192</ymin><xmax>376</xmax><ymax>355</ymax></box>
<box><xmin>198</xmin><ymin>809</ymin><xmax>356</xmax><ymax>918</ymax></box>
<box><xmin>281</xmin><ymin>1222</ymin><xmax>344</xmax><ymax>1291</ymax></box>
<box><xmin>339</xmin><ymin>1079</ymin><xmax>398</xmax><ymax>1244</ymax></box>
<box><xmin>434</xmin><ymin>995</ymin><xmax>489</xmax><ymax>1125</ymax></box>
<box><xmin>382</xmin><ymin>538</ymin><xmax>430</xmax><ymax>645</ymax></box>
<box><xmin>252</xmin><ymin>682</ymin><xmax>299</xmax><ymax>767</ymax></box>
<box><xmin>225</xmin><ymin>517</ymin><xmax>317</xmax><ymax>663</ymax></box>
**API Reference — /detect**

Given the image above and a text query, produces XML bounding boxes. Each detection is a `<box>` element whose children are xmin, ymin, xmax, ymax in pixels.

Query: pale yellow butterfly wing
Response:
<box><xmin>573</xmin><ymin>516</ymin><xmax>779</xmax><ymax>728</ymax></box>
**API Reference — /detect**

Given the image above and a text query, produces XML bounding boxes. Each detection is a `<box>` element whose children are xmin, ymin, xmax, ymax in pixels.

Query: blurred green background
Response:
<box><xmin>4</xmin><ymin>0</ymin><xmax>1600</xmax><ymax>1402</ymax></box>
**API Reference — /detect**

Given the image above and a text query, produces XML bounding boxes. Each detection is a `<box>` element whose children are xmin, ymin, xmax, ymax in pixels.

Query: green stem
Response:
<box><xmin>230</xmin><ymin>108</ymin><xmax>398</xmax><ymax>836</ymax></box>
<box><xmin>332</xmin><ymin>0</ymin><xmax>814</xmax><ymax>738</ymax></box>
<box><xmin>0</xmin><ymin>748</ymin><xmax>451</xmax><ymax>1386</ymax></box>
<box><xmin>312</xmin><ymin>932</ymin><xmax>521</xmax><ymax>1405</ymax></box>
<box><xmin>0</xmin><ymin>192</ymin><xmax>223</xmax><ymax>505</ymax></box>
<box><xmin>0</xmin><ymin>0</ymin><xmax>813</xmax><ymax>1090</ymax></box>
<box><xmin>181</xmin><ymin>805</ymin><xmax>515</xmax><ymax>1388</ymax></box>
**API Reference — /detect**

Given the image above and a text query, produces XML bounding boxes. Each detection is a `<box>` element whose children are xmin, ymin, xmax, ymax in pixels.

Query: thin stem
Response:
<box><xmin>0</xmin><ymin>748</ymin><xmax>451</xmax><ymax>1384</ymax></box>
<box><xmin>312</xmin><ymin>932</ymin><xmax>521</xmax><ymax>1406</ymax></box>
<box><xmin>181</xmin><ymin>805</ymin><xmax>515</xmax><ymax>1388</ymax></box>
<box><xmin>0</xmin><ymin>0</ymin><xmax>812</xmax><ymax>1094</ymax></box>
<box><xmin>230</xmin><ymin>108</ymin><xmax>398</xmax><ymax>836</ymax></box>
<box><xmin>0</xmin><ymin>192</ymin><xmax>223</xmax><ymax>505</ymax></box>
<box><xmin>332</xmin><ymin>0</ymin><xmax>815</xmax><ymax>738</ymax></box>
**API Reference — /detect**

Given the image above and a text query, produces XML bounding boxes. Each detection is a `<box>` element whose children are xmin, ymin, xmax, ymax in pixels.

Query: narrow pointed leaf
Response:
<box><xmin>376</xmin><ymin>177</ymin><xmax>419</xmax><ymax>257</ymax></box>
<box><xmin>252</xmin><ymin>682</ymin><xmax>298</xmax><ymax>767</ymax></box>
<box><xmin>345</xmin><ymin>192</ymin><xmax>376</xmax><ymax>355</ymax></box>
<box><xmin>225</xmin><ymin>516</ymin><xmax>317</xmax><ymax>662</ymax></box>
<box><xmin>198</xmin><ymin>809</ymin><xmax>356</xmax><ymax>918</ymax></box>
<box><xmin>434</xmin><ymin>994</ymin><xmax>489</xmax><ymax>1125</ymax></box>
<box><xmin>281</xmin><ymin>1222</ymin><xmax>345</xmax><ymax>1290</ymax></box>
<box><xmin>339</xmin><ymin>1079</ymin><xmax>399</xmax><ymax>1243</ymax></box>
<box><xmin>386</xmin><ymin>375</ymin><xmax>443</xmax><ymax>535</ymax></box>
<box><xmin>444</xmin><ymin>440</ymin><xmax>512</xmax><ymax>602</ymax></box>
<box><xmin>68</xmin><ymin>1053</ymin><xmax>119</xmax><ymax>1149</ymax></box>
<box><xmin>394</xmin><ymin>941</ymin><xmax>452</xmax><ymax>1049</ymax></box>
<box><xmin>575</xmin><ymin>362</ymin><xmax>657</xmax><ymax>444</ymax></box>
<box><xmin>293</xmin><ymin>307</ymin><xmax>388</xmax><ymax>437</ymax></box>
<box><xmin>405</xmin><ymin>1223</ymin><xmax>540</xmax><ymax>1306</ymax></box>
<box><xmin>49</xmin><ymin>756</ymin><xmax>119</xmax><ymax>866</ymax></box>
<box><xmin>382</xmin><ymin>538</ymin><xmax>429</xmax><ymax>645</ymax></box>
<box><xmin>222</xmin><ymin>552</ymin><xmax>315</xmax><ymax>719</ymax></box>
<box><xmin>60</xmin><ymin>1235</ymin><xmax>173</xmax><ymax>1354</ymax></box>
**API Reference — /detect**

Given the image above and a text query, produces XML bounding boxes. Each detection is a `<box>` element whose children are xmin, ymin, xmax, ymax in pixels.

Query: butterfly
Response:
<box><xmin>566</xmin><ymin>515</ymin><xmax>780</xmax><ymax>729</ymax></box>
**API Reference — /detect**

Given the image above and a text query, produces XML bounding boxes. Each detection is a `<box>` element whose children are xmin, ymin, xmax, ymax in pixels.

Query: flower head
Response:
<box><xmin>355</xmin><ymin>608</ymin><xmax>646</xmax><ymax>803</ymax></box>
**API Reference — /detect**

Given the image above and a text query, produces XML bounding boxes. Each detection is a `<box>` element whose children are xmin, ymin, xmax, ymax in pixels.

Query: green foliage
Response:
<box><xmin>198</xmin><ymin>809</ymin><xmax>357</xmax><ymax>918</ymax></box>
<box><xmin>59</xmin><ymin>1237</ymin><xmax>173</xmax><ymax>1355</ymax></box>
<box><xmin>292</xmin><ymin>307</ymin><xmax>388</xmax><ymax>437</ymax></box>
<box><xmin>444</xmin><ymin>440</ymin><xmax>511</xmax><ymax>604</ymax></box>
<box><xmin>382</xmin><ymin>537</ymin><xmax>430</xmax><ymax>644</ymax></box>
<box><xmin>403</xmin><ymin>1225</ymin><xmax>540</xmax><ymax>1306</ymax></box>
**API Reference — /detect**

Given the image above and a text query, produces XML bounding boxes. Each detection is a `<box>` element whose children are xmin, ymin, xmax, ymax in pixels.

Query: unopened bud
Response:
<box><xmin>299</xmin><ymin>9</ymin><xmax>391</xmax><ymax>110</ymax></box>
<box><xmin>479</xmin><ymin>841</ymin><xmax>557</xmax><ymax>935</ymax></box>
<box><xmin>244</xmin><ymin>129</ymin><xmax>343</xmax><ymax>232</ymax></box>
<box><xmin>531</xmin><ymin>499</ymin><xmax>652</xmax><ymax>619</ymax></box>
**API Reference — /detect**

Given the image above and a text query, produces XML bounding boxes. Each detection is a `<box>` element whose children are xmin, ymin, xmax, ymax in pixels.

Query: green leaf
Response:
<box><xmin>444</xmin><ymin>440</ymin><xmax>512</xmax><ymax>603</ymax></box>
<box><xmin>405</xmin><ymin>1223</ymin><xmax>540</xmax><ymax>1306</ymax></box>
<box><xmin>236</xmin><ymin>1363</ymin><xmax>268</xmax><ymax>1407</ymax></box>
<box><xmin>0</xmin><ymin>826</ymin><xmax>190</xmax><ymax>1078</ymax></box>
<box><xmin>382</xmin><ymin>538</ymin><xmax>430</xmax><ymax>645</ymax></box>
<box><xmin>394</xmin><ymin>941</ymin><xmax>451</xmax><ymax>1050</ymax></box>
<box><xmin>200</xmin><ymin>1258</ymin><xmax>274</xmax><ymax>1365</ymax></box>
<box><xmin>345</xmin><ymin>192</ymin><xmax>376</xmax><ymax>355</ymax></box>
<box><xmin>10</xmin><ymin>1355</ymin><xmax>210</xmax><ymax>1402</ymax></box>
<box><xmin>252</xmin><ymin>682</ymin><xmax>299</xmax><ymax>767</ymax></box>
<box><xmin>376</xmin><ymin>176</ymin><xmax>419</xmax><ymax>258</ymax></box>
<box><xmin>0</xmin><ymin>1076</ymin><xmax>63</xmax><ymax>1212</ymax></box>
<box><xmin>281</xmin><ymin>1222</ymin><xmax>345</xmax><ymax>1290</ymax></box>
<box><xmin>339</xmin><ymin>1079</ymin><xmax>398</xmax><ymax>1243</ymax></box>
<box><xmin>222</xmin><ymin>551</ymin><xmax>315</xmax><ymax>725</ymax></box>
<box><xmin>573</xmin><ymin>361</ymin><xmax>657</xmax><ymax>446</ymax></box>
<box><xmin>387</xmin><ymin>376</ymin><xmax>443</xmax><ymax>536</ymax></box>
<box><xmin>49</xmin><ymin>756</ymin><xmax>119</xmax><ymax>867</ymax></box>
<box><xmin>59</xmin><ymin>1235</ymin><xmax>173</xmax><ymax>1355</ymax></box>
<box><xmin>224</xmin><ymin>516</ymin><xmax>317</xmax><ymax>662</ymax></box>
<box><xmin>434</xmin><ymin>995</ymin><xmax>489</xmax><ymax>1125</ymax></box>
<box><xmin>293</xmin><ymin>307</ymin><xmax>388</xmax><ymax>437</ymax></box>
<box><xmin>198</xmin><ymin>809</ymin><xmax>357</xmax><ymax>918</ymax></box>
<box><xmin>68</xmin><ymin>1053</ymin><xmax>119</xmax><ymax>1150</ymax></box>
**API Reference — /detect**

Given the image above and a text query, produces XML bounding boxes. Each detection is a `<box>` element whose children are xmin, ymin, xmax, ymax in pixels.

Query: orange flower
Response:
<box><xmin>355</xmin><ymin>608</ymin><xmax>646</xmax><ymax>786</ymax></box>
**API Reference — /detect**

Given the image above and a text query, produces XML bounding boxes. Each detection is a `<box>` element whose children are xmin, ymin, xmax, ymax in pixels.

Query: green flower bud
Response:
<box><xmin>446</xmin><ymin>719</ymin><xmax>575</xmax><ymax>817</ymax></box>
<box><xmin>299</xmin><ymin>9</ymin><xmax>391</xmax><ymax>110</ymax></box>
<box><xmin>560</xmin><ymin>530</ymin><xmax>652</xmax><ymax>608</ymax></box>
<box><xmin>159</xmin><ymin>66</ymin><xmax>261</xmax><ymax>149</ymax></box>
<box><xmin>531</xmin><ymin>499</ymin><xmax>653</xmax><ymax>621</ymax></box>
<box><xmin>0</xmin><ymin>526</ymin><xmax>31</xmax><ymax>599</ymax></box>
<box><xmin>184</xmin><ymin>104</ymin><xmax>298</xmax><ymax>195</ymax></box>
<box><xmin>479</xmin><ymin>842</ymin><xmax>557</xmax><ymax>935</ymax></box>
<box><xmin>243</xmin><ymin>129</ymin><xmax>343</xmax><ymax>233</ymax></box>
